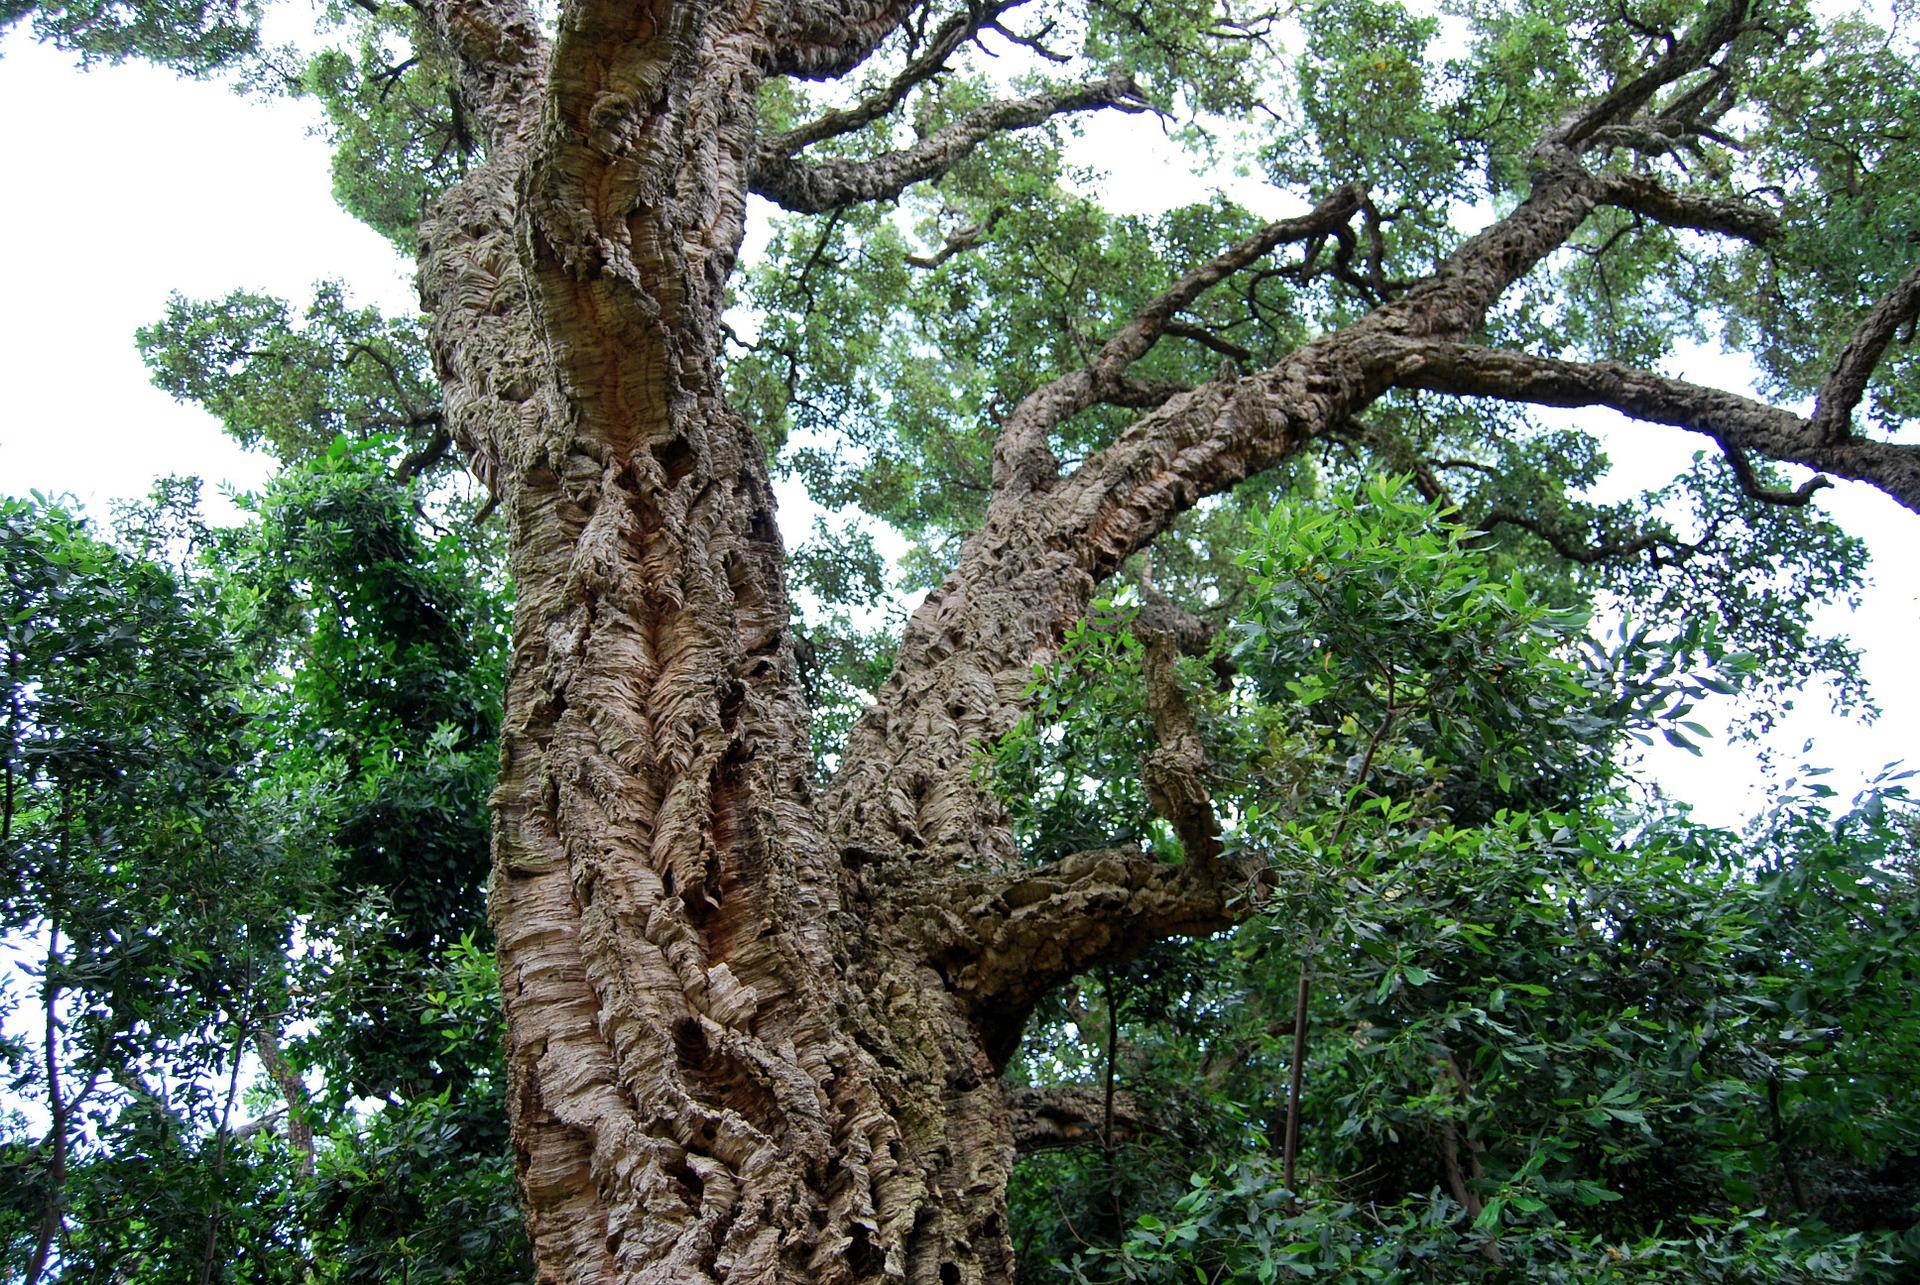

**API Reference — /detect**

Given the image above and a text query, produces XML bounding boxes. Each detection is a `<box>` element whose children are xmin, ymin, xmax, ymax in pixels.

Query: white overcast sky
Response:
<box><xmin>0</xmin><ymin>27</ymin><xmax>1912</xmax><ymax>826</ymax></box>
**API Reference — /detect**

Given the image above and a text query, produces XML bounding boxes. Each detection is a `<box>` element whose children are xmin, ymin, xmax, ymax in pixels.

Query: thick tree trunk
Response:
<box><xmin>411</xmin><ymin>8</ymin><xmax>1228</xmax><ymax>1280</ymax></box>
<box><xmin>403</xmin><ymin>2</ymin><xmax>1920</xmax><ymax>1278</ymax></box>
<box><xmin>409</xmin><ymin>41</ymin><xmax>1595</xmax><ymax>1277</ymax></box>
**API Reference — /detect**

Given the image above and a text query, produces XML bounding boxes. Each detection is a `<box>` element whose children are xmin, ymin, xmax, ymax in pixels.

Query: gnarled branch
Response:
<box><xmin>991</xmin><ymin>183</ymin><xmax>1368</xmax><ymax>486</ymax></box>
<box><xmin>1480</xmin><ymin>508</ymin><xmax>1705</xmax><ymax>567</ymax></box>
<box><xmin>906</xmin><ymin>210</ymin><xmax>1001</xmax><ymax>268</ymax></box>
<box><xmin>1595</xmin><ymin>172</ymin><xmax>1779</xmax><ymax>243</ymax></box>
<box><xmin>1712</xmin><ymin>439</ymin><xmax>1830</xmax><ymax>506</ymax></box>
<box><xmin>760</xmin><ymin>0</ymin><xmax>1024</xmax><ymax>159</ymax></box>
<box><xmin>1544</xmin><ymin>1</ymin><xmax>1751</xmax><ymax>154</ymax></box>
<box><xmin>1395</xmin><ymin>342</ymin><xmax>1920</xmax><ymax>512</ymax></box>
<box><xmin>751</xmin><ymin>68</ymin><xmax>1152</xmax><ymax>213</ymax></box>
<box><xmin>1007</xmin><ymin>1084</ymin><xmax>1149</xmax><ymax>1153</ymax></box>
<box><xmin>417</xmin><ymin>0</ymin><xmax>548</xmax><ymax>147</ymax></box>
<box><xmin>895</xmin><ymin>845</ymin><xmax>1256</xmax><ymax>1064</ymax></box>
<box><xmin>1811</xmin><ymin>265</ymin><xmax>1920</xmax><ymax>443</ymax></box>
<box><xmin>394</xmin><ymin>417</ymin><xmax>453</xmax><ymax>483</ymax></box>
<box><xmin>1137</xmin><ymin>629</ymin><xmax>1221</xmax><ymax>864</ymax></box>
<box><xmin>1165</xmin><ymin>319</ymin><xmax>1254</xmax><ymax>364</ymax></box>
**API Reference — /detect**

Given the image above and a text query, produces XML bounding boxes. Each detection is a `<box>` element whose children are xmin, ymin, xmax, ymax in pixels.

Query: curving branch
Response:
<box><xmin>1595</xmin><ymin>172</ymin><xmax>1779</xmax><ymax>244</ymax></box>
<box><xmin>1007</xmin><ymin>1084</ymin><xmax>1149</xmax><ymax>1153</ymax></box>
<box><xmin>751</xmin><ymin>68</ymin><xmax>1153</xmax><ymax>213</ymax></box>
<box><xmin>1339</xmin><ymin>417</ymin><xmax>1727</xmax><ymax>562</ymax></box>
<box><xmin>1713</xmin><ymin>439</ymin><xmax>1831</xmax><ymax>506</ymax></box>
<box><xmin>394</xmin><ymin>417</ymin><xmax>454</xmax><ymax>483</ymax></box>
<box><xmin>759</xmin><ymin>0</ymin><xmax>1025</xmax><ymax>160</ymax></box>
<box><xmin>906</xmin><ymin>209</ymin><xmax>1002</xmax><ymax>268</ymax></box>
<box><xmin>1396</xmin><ymin>342</ymin><xmax>1920</xmax><ymax>512</ymax></box>
<box><xmin>1543</xmin><ymin>0</ymin><xmax>1752</xmax><ymax>154</ymax></box>
<box><xmin>1480</xmin><ymin>508</ymin><xmax>1707</xmax><ymax>567</ymax></box>
<box><xmin>252</xmin><ymin>1024</ymin><xmax>316</xmax><ymax>1179</ymax></box>
<box><xmin>991</xmin><ymin>183</ymin><xmax>1368</xmax><ymax>486</ymax></box>
<box><xmin>1137</xmin><ymin>629</ymin><xmax>1221</xmax><ymax>864</ymax></box>
<box><xmin>1810</xmin><ymin>265</ymin><xmax>1920</xmax><ymax>444</ymax></box>
<box><xmin>1164</xmin><ymin>320</ymin><xmax>1254</xmax><ymax>364</ymax></box>
<box><xmin>1031</xmin><ymin>177</ymin><xmax>1613</xmax><ymax>581</ymax></box>
<box><xmin>894</xmin><ymin>845</ymin><xmax>1256</xmax><ymax>1065</ymax></box>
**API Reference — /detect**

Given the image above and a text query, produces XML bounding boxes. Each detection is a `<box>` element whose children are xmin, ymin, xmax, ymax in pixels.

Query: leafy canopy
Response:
<box><xmin>4</xmin><ymin>0</ymin><xmax>1917</xmax><ymax>1278</ymax></box>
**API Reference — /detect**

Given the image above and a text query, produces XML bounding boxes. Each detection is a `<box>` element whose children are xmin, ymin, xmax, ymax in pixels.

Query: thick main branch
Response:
<box><xmin>893</xmin><ymin>845</ymin><xmax>1255</xmax><ymax>1064</ymax></box>
<box><xmin>1595</xmin><ymin>172</ymin><xmax>1779</xmax><ymax>243</ymax></box>
<box><xmin>420</xmin><ymin>0</ymin><xmax>548</xmax><ymax>147</ymax></box>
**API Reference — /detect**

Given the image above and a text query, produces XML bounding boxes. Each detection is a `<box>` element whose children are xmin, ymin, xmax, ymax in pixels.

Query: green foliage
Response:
<box><xmin>1061</xmin><ymin>777</ymin><xmax>1920</xmax><ymax>1282</ymax></box>
<box><xmin>310</xmin><ymin>936</ymin><xmax>523</xmax><ymax>1284</ymax></box>
<box><xmin>994</xmin><ymin>477</ymin><xmax>1744</xmax><ymax>859</ymax></box>
<box><xmin>11</xmin><ymin>0</ymin><xmax>1919</xmax><ymax>1276</ymax></box>
<box><xmin>0</xmin><ymin>0</ymin><xmax>267</xmax><ymax>77</ymax></box>
<box><xmin>735</xmin><ymin>1</ymin><xmax>1878</xmax><ymax>756</ymax></box>
<box><xmin>0</xmin><ymin>457</ymin><xmax>521</xmax><ymax>1282</ymax></box>
<box><xmin>1077</xmin><ymin>1157</ymin><xmax>1912</xmax><ymax>1283</ymax></box>
<box><xmin>1</xmin><ymin>484</ymin><xmax>306</xmax><ymax>1282</ymax></box>
<box><xmin>787</xmin><ymin>518</ymin><xmax>903</xmax><ymax>772</ymax></box>
<box><xmin>1230</xmin><ymin>476</ymin><xmax>1612</xmax><ymax>814</ymax></box>
<box><xmin>1264</xmin><ymin>0</ymin><xmax>1469</xmax><ymax>269</ymax></box>
<box><xmin>140</xmin><ymin>282</ymin><xmax>441</xmax><ymax>467</ymax></box>
<box><xmin>997</xmin><ymin>484</ymin><xmax>1918</xmax><ymax>1282</ymax></box>
<box><xmin>297</xmin><ymin>10</ymin><xmax>475</xmax><ymax>249</ymax></box>
<box><xmin>1720</xmin><ymin>15</ymin><xmax>1920</xmax><ymax>432</ymax></box>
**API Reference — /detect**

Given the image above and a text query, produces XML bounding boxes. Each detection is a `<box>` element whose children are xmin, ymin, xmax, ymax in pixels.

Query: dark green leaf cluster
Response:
<box><xmin>0</xmin><ymin>1</ymin><xmax>266</xmax><ymax>77</ymax></box>
<box><xmin>995</xmin><ymin>483</ymin><xmax>1918</xmax><ymax>1281</ymax></box>
<box><xmin>1</xmin><ymin>484</ymin><xmax>307</xmax><ymax>1281</ymax></box>
<box><xmin>1042</xmin><ymin>785</ymin><xmax>1920</xmax><ymax>1283</ymax></box>
<box><xmin>0</xmin><ymin>455</ymin><xmax>521</xmax><ymax>1283</ymax></box>
<box><xmin>140</xmin><ymin>282</ymin><xmax>441</xmax><ymax>467</ymax></box>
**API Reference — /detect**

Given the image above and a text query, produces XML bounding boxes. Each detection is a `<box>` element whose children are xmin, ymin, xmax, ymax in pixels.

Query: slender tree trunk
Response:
<box><xmin>252</xmin><ymin>1022</ymin><xmax>316</xmax><ymax>1179</ymax></box>
<box><xmin>25</xmin><ymin>923</ymin><xmax>67</xmax><ymax>1285</ymax></box>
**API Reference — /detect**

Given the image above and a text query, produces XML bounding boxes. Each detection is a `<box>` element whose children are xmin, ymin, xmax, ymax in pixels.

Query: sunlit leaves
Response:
<box><xmin>0</xmin><ymin>0</ymin><xmax>267</xmax><ymax>77</ymax></box>
<box><xmin>139</xmin><ymin>282</ymin><xmax>440</xmax><ymax>468</ymax></box>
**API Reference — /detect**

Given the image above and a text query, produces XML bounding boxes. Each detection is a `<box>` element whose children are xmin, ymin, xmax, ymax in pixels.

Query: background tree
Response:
<box><xmin>3</xmin><ymin>0</ymin><xmax>1918</xmax><ymax>1281</ymax></box>
<box><xmin>0</xmin><ymin>454</ymin><xmax>523</xmax><ymax>1283</ymax></box>
<box><xmin>997</xmin><ymin>481</ymin><xmax>1919</xmax><ymax>1280</ymax></box>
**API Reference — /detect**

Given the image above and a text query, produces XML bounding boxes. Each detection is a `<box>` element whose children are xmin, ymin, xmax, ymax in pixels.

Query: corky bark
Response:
<box><xmin>413</xmin><ymin>2</ymin><xmax>1225</xmax><ymax>1279</ymax></box>
<box><xmin>401</xmin><ymin>0</ymin><xmax>1917</xmax><ymax>1280</ymax></box>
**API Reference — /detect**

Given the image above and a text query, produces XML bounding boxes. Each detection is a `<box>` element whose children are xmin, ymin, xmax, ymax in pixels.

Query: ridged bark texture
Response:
<box><xmin>407</xmin><ymin>2</ymin><xmax>1919</xmax><ymax>1280</ymax></box>
<box><xmin>416</xmin><ymin>6</ymin><xmax>1069</xmax><ymax>1280</ymax></box>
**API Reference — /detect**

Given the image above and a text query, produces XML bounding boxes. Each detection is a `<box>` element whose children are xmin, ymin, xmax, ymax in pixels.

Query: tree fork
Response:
<box><xmin>398</xmin><ymin>0</ymin><xmax>1920</xmax><ymax>1278</ymax></box>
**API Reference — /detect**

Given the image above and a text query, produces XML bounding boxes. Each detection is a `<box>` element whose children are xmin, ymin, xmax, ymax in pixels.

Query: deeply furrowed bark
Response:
<box><xmin>405</xmin><ymin>1</ymin><xmax>1916</xmax><ymax>1279</ymax></box>
<box><xmin>413</xmin><ymin>5</ymin><xmax>1199</xmax><ymax>1279</ymax></box>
